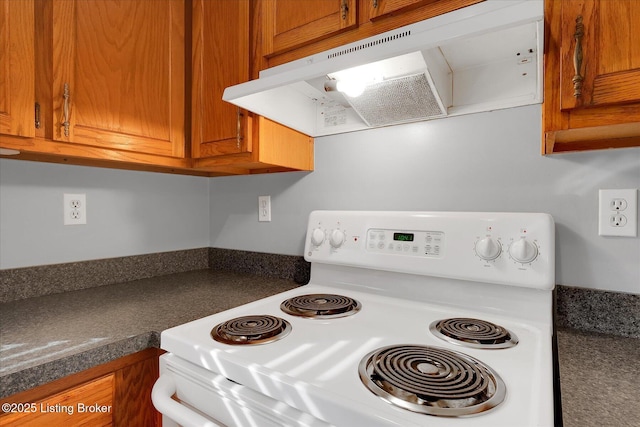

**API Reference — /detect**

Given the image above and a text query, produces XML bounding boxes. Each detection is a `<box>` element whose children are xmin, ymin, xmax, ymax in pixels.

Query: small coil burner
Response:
<box><xmin>211</xmin><ymin>315</ymin><xmax>291</xmax><ymax>345</ymax></box>
<box><xmin>429</xmin><ymin>318</ymin><xmax>518</xmax><ymax>349</ymax></box>
<box><xmin>359</xmin><ymin>345</ymin><xmax>505</xmax><ymax>417</ymax></box>
<box><xmin>280</xmin><ymin>294</ymin><xmax>361</xmax><ymax>319</ymax></box>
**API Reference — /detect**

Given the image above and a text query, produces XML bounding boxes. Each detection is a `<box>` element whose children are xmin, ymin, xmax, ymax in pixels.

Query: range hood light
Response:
<box><xmin>324</xmin><ymin>79</ymin><xmax>366</xmax><ymax>98</ymax></box>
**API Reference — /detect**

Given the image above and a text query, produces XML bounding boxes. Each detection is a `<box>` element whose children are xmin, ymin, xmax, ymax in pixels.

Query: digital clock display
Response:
<box><xmin>393</xmin><ymin>232</ymin><xmax>414</xmax><ymax>242</ymax></box>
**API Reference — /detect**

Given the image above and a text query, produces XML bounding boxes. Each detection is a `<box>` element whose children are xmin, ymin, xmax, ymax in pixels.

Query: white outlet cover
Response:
<box><xmin>598</xmin><ymin>189</ymin><xmax>637</xmax><ymax>237</ymax></box>
<box><xmin>258</xmin><ymin>195</ymin><xmax>271</xmax><ymax>222</ymax></box>
<box><xmin>64</xmin><ymin>193</ymin><xmax>87</xmax><ymax>225</ymax></box>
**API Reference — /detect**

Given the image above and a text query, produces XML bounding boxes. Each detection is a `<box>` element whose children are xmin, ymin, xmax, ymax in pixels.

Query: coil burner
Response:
<box><xmin>430</xmin><ymin>318</ymin><xmax>518</xmax><ymax>349</ymax></box>
<box><xmin>211</xmin><ymin>315</ymin><xmax>291</xmax><ymax>345</ymax></box>
<box><xmin>359</xmin><ymin>345</ymin><xmax>506</xmax><ymax>417</ymax></box>
<box><xmin>280</xmin><ymin>294</ymin><xmax>361</xmax><ymax>319</ymax></box>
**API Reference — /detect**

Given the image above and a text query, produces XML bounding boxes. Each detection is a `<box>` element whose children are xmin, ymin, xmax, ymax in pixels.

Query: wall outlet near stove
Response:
<box><xmin>64</xmin><ymin>193</ymin><xmax>87</xmax><ymax>225</ymax></box>
<box><xmin>258</xmin><ymin>195</ymin><xmax>271</xmax><ymax>222</ymax></box>
<box><xmin>598</xmin><ymin>189</ymin><xmax>637</xmax><ymax>237</ymax></box>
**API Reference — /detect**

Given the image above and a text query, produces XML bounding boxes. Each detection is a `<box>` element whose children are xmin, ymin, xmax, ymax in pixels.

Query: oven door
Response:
<box><xmin>153</xmin><ymin>353</ymin><xmax>333</xmax><ymax>427</ymax></box>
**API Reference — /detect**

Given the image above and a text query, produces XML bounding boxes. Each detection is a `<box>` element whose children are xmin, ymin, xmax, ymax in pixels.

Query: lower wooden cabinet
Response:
<box><xmin>1</xmin><ymin>375</ymin><xmax>114</xmax><ymax>427</ymax></box>
<box><xmin>0</xmin><ymin>348</ymin><xmax>161</xmax><ymax>427</ymax></box>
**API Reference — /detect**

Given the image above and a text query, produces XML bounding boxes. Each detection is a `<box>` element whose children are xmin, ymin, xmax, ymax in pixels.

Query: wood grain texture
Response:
<box><xmin>541</xmin><ymin>0</ymin><xmax>567</xmax><ymax>152</ymax></box>
<box><xmin>0</xmin><ymin>134</ymin><xmax>192</xmax><ymax>170</ymax></box>
<box><xmin>0</xmin><ymin>0</ymin><xmax>35</xmax><ymax>137</ymax></box>
<box><xmin>368</xmin><ymin>0</ymin><xmax>441</xmax><ymax>21</ymax></box>
<box><xmin>49</xmin><ymin>0</ymin><xmax>185</xmax><ymax>156</ymax></box>
<box><xmin>0</xmin><ymin>348</ymin><xmax>162</xmax><ymax>427</ymax></box>
<box><xmin>2</xmin><ymin>0</ymin><xmax>315</xmax><ymax>177</ymax></box>
<box><xmin>263</xmin><ymin>0</ymin><xmax>483</xmax><ymax>67</ymax></box>
<box><xmin>191</xmin><ymin>0</ymin><xmax>250</xmax><ymax>158</ymax></box>
<box><xmin>542</xmin><ymin>0</ymin><xmax>640</xmax><ymax>154</ymax></box>
<box><xmin>191</xmin><ymin>0</ymin><xmax>314</xmax><ymax>175</ymax></box>
<box><xmin>113</xmin><ymin>353</ymin><xmax>159</xmax><ymax>426</ymax></box>
<box><xmin>262</xmin><ymin>0</ymin><xmax>357</xmax><ymax>57</ymax></box>
<box><xmin>255</xmin><ymin>116</ymin><xmax>314</xmax><ymax>170</ymax></box>
<box><xmin>559</xmin><ymin>0</ymin><xmax>640</xmax><ymax>109</ymax></box>
<box><xmin>0</xmin><ymin>375</ymin><xmax>114</xmax><ymax>427</ymax></box>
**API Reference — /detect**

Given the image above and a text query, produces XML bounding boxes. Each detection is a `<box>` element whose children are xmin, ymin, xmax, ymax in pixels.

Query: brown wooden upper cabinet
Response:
<box><xmin>191</xmin><ymin>0</ymin><xmax>313</xmax><ymax>175</ymax></box>
<box><xmin>36</xmin><ymin>0</ymin><xmax>185</xmax><ymax>158</ymax></box>
<box><xmin>0</xmin><ymin>0</ymin><xmax>35</xmax><ymax>138</ymax></box>
<box><xmin>192</xmin><ymin>0</ymin><xmax>250</xmax><ymax>159</ymax></box>
<box><xmin>367</xmin><ymin>0</ymin><xmax>463</xmax><ymax>21</ymax></box>
<box><xmin>261</xmin><ymin>0</ymin><xmax>483</xmax><ymax>68</ymax></box>
<box><xmin>543</xmin><ymin>0</ymin><xmax>640</xmax><ymax>154</ymax></box>
<box><xmin>261</xmin><ymin>0</ymin><xmax>358</xmax><ymax>57</ymax></box>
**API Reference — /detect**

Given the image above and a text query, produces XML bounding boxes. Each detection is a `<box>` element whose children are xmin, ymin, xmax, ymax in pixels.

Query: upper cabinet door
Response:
<box><xmin>560</xmin><ymin>0</ymin><xmax>640</xmax><ymax>110</ymax></box>
<box><xmin>0</xmin><ymin>0</ymin><xmax>35</xmax><ymax>138</ymax></box>
<box><xmin>50</xmin><ymin>0</ymin><xmax>185</xmax><ymax>157</ymax></box>
<box><xmin>192</xmin><ymin>0</ymin><xmax>250</xmax><ymax>158</ymax></box>
<box><xmin>262</xmin><ymin>0</ymin><xmax>357</xmax><ymax>57</ymax></box>
<box><xmin>367</xmin><ymin>0</ymin><xmax>449</xmax><ymax>20</ymax></box>
<box><xmin>543</xmin><ymin>0</ymin><xmax>640</xmax><ymax>154</ymax></box>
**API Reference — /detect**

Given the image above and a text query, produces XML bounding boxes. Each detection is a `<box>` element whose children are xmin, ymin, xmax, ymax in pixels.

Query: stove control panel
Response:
<box><xmin>367</xmin><ymin>229</ymin><xmax>444</xmax><ymax>258</ymax></box>
<box><xmin>304</xmin><ymin>211</ymin><xmax>555</xmax><ymax>290</ymax></box>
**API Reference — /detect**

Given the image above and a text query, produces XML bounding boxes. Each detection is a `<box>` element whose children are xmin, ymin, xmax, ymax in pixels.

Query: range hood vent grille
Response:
<box><xmin>327</xmin><ymin>31</ymin><xmax>412</xmax><ymax>60</ymax></box>
<box><xmin>344</xmin><ymin>73</ymin><xmax>446</xmax><ymax>127</ymax></box>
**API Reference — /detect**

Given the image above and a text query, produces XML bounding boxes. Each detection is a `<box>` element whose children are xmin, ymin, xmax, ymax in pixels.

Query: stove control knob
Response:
<box><xmin>310</xmin><ymin>228</ymin><xmax>326</xmax><ymax>246</ymax></box>
<box><xmin>509</xmin><ymin>238</ymin><xmax>538</xmax><ymax>263</ymax></box>
<box><xmin>475</xmin><ymin>237</ymin><xmax>501</xmax><ymax>260</ymax></box>
<box><xmin>329</xmin><ymin>229</ymin><xmax>346</xmax><ymax>248</ymax></box>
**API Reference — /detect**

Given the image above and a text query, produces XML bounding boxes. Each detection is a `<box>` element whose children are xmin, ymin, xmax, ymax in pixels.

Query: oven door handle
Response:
<box><xmin>152</xmin><ymin>374</ymin><xmax>224</xmax><ymax>427</ymax></box>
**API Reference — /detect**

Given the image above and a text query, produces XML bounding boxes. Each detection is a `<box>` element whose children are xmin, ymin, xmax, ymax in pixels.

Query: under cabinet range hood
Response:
<box><xmin>223</xmin><ymin>0</ymin><xmax>543</xmax><ymax>137</ymax></box>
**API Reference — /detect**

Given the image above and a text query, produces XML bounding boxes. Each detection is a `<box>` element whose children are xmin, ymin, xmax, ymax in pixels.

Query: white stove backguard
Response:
<box><xmin>154</xmin><ymin>211</ymin><xmax>556</xmax><ymax>427</ymax></box>
<box><xmin>304</xmin><ymin>211</ymin><xmax>555</xmax><ymax>290</ymax></box>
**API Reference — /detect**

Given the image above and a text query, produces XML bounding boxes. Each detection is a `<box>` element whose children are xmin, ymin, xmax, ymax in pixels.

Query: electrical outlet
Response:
<box><xmin>64</xmin><ymin>193</ymin><xmax>86</xmax><ymax>225</ymax></box>
<box><xmin>598</xmin><ymin>189</ymin><xmax>637</xmax><ymax>237</ymax></box>
<box><xmin>609</xmin><ymin>215</ymin><xmax>627</xmax><ymax>227</ymax></box>
<box><xmin>258</xmin><ymin>195</ymin><xmax>271</xmax><ymax>222</ymax></box>
<box><xmin>610</xmin><ymin>199</ymin><xmax>628</xmax><ymax>211</ymax></box>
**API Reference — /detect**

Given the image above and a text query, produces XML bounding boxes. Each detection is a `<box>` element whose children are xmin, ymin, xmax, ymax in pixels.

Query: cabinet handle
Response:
<box><xmin>62</xmin><ymin>83</ymin><xmax>70</xmax><ymax>137</ymax></box>
<box><xmin>35</xmin><ymin>102</ymin><xmax>41</xmax><ymax>129</ymax></box>
<box><xmin>572</xmin><ymin>15</ymin><xmax>584</xmax><ymax>98</ymax></box>
<box><xmin>372</xmin><ymin>0</ymin><xmax>378</xmax><ymax>8</ymax></box>
<box><xmin>341</xmin><ymin>0</ymin><xmax>348</xmax><ymax>20</ymax></box>
<box><xmin>236</xmin><ymin>107</ymin><xmax>243</xmax><ymax>149</ymax></box>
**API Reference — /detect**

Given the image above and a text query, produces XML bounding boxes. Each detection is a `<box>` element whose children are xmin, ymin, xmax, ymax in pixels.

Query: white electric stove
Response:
<box><xmin>153</xmin><ymin>211</ymin><xmax>557</xmax><ymax>427</ymax></box>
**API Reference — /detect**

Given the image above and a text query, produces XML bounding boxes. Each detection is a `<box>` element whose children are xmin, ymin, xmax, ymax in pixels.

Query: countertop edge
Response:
<box><xmin>0</xmin><ymin>332</ymin><xmax>159</xmax><ymax>397</ymax></box>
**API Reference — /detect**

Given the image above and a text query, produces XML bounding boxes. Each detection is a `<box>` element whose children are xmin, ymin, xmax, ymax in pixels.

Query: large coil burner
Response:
<box><xmin>211</xmin><ymin>315</ymin><xmax>291</xmax><ymax>345</ymax></box>
<box><xmin>429</xmin><ymin>318</ymin><xmax>518</xmax><ymax>349</ymax></box>
<box><xmin>280</xmin><ymin>294</ymin><xmax>361</xmax><ymax>319</ymax></box>
<box><xmin>359</xmin><ymin>345</ymin><xmax>506</xmax><ymax>417</ymax></box>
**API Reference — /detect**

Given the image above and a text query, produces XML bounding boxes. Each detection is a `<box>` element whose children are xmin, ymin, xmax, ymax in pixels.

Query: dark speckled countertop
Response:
<box><xmin>0</xmin><ymin>269</ymin><xmax>299</xmax><ymax>397</ymax></box>
<box><xmin>1</xmin><ymin>268</ymin><xmax>638</xmax><ymax>427</ymax></box>
<box><xmin>557</xmin><ymin>328</ymin><xmax>640</xmax><ymax>427</ymax></box>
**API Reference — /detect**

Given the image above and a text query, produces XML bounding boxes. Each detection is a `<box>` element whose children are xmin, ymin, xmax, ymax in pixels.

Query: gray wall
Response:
<box><xmin>1</xmin><ymin>105</ymin><xmax>638</xmax><ymax>293</ymax></box>
<box><xmin>209</xmin><ymin>105</ymin><xmax>640</xmax><ymax>294</ymax></box>
<box><xmin>0</xmin><ymin>160</ymin><xmax>210</xmax><ymax>269</ymax></box>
